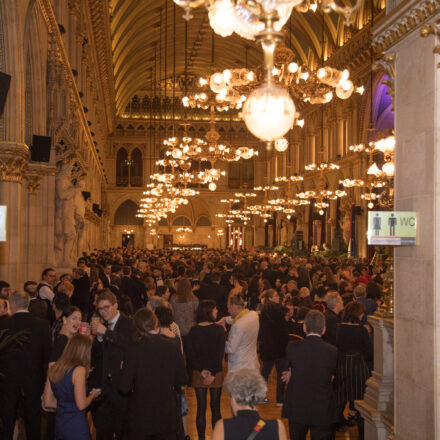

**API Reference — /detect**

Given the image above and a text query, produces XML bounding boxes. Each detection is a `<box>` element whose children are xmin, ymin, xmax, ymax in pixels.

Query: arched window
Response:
<box><xmin>114</xmin><ymin>200</ymin><xmax>143</xmax><ymax>225</ymax></box>
<box><xmin>196</xmin><ymin>216</ymin><xmax>211</xmax><ymax>227</ymax></box>
<box><xmin>172</xmin><ymin>216</ymin><xmax>192</xmax><ymax>226</ymax></box>
<box><xmin>130</xmin><ymin>148</ymin><xmax>143</xmax><ymax>186</ymax></box>
<box><xmin>373</xmin><ymin>77</ymin><xmax>394</xmax><ymax>134</ymax></box>
<box><xmin>116</xmin><ymin>148</ymin><xmax>128</xmax><ymax>186</ymax></box>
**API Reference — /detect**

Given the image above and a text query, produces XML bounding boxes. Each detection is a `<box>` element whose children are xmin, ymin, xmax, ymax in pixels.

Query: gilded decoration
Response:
<box><xmin>24</xmin><ymin>162</ymin><xmax>57</xmax><ymax>195</ymax></box>
<box><xmin>420</xmin><ymin>18</ymin><xmax>440</xmax><ymax>67</ymax></box>
<box><xmin>0</xmin><ymin>143</ymin><xmax>29</xmax><ymax>182</ymax></box>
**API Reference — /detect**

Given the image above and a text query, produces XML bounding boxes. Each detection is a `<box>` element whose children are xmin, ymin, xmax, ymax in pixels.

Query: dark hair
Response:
<box><xmin>53</xmin><ymin>292</ymin><xmax>71</xmax><ymax>312</ymax></box>
<box><xmin>61</xmin><ymin>305</ymin><xmax>81</xmax><ymax>319</ymax></box>
<box><xmin>134</xmin><ymin>308</ymin><xmax>158</xmax><ymax>337</ymax></box>
<box><xmin>77</xmin><ymin>258</ymin><xmax>86</xmax><ymax>265</ymax></box>
<box><xmin>41</xmin><ymin>268</ymin><xmax>55</xmax><ymax>279</ymax></box>
<box><xmin>210</xmin><ymin>272</ymin><xmax>221</xmax><ymax>283</ymax></box>
<box><xmin>97</xmin><ymin>289</ymin><xmax>117</xmax><ymax>305</ymax></box>
<box><xmin>304</xmin><ymin>310</ymin><xmax>325</xmax><ymax>334</ymax></box>
<box><xmin>155</xmin><ymin>306</ymin><xmax>174</xmax><ymax>327</ymax></box>
<box><xmin>366</xmin><ymin>282</ymin><xmax>382</xmax><ymax>301</ymax></box>
<box><xmin>0</xmin><ymin>281</ymin><xmax>10</xmax><ymax>291</ymax></box>
<box><xmin>196</xmin><ymin>300</ymin><xmax>217</xmax><ymax>323</ymax></box>
<box><xmin>342</xmin><ymin>301</ymin><xmax>365</xmax><ymax>323</ymax></box>
<box><xmin>156</xmin><ymin>285</ymin><xmax>169</xmax><ymax>297</ymax></box>
<box><xmin>122</xmin><ymin>266</ymin><xmax>132</xmax><ymax>276</ymax></box>
<box><xmin>111</xmin><ymin>264</ymin><xmax>122</xmax><ymax>274</ymax></box>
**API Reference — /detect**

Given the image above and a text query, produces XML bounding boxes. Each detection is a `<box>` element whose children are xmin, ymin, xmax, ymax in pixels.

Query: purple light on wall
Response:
<box><xmin>373</xmin><ymin>75</ymin><xmax>394</xmax><ymax>133</ymax></box>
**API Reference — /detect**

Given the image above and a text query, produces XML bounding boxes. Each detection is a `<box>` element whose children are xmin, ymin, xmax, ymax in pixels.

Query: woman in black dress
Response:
<box><xmin>212</xmin><ymin>369</ymin><xmax>287</xmax><ymax>440</ymax></box>
<box><xmin>186</xmin><ymin>300</ymin><xmax>225</xmax><ymax>440</ymax></box>
<box><xmin>120</xmin><ymin>308</ymin><xmax>187</xmax><ymax>440</ymax></box>
<box><xmin>335</xmin><ymin>301</ymin><xmax>372</xmax><ymax>425</ymax></box>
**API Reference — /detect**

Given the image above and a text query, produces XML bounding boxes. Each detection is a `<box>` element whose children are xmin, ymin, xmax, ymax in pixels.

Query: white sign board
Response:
<box><xmin>368</xmin><ymin>211</ymin><xmax>417</xmax><ymax>246</ymax></box>
<box><xmin>0</xmin><ymin>206</ymin><xmax>6</xmax><ymax>241</ymax></box>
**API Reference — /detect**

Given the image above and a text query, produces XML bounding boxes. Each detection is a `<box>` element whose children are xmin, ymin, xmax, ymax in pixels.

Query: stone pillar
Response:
<box><xmin>0</xmin><ymin>142</ymin><xmax>29</xmax><ymax>288</ymax></box>
<box><xmin>356</xmin><ymin>316</ymin><xmax>394</xmax><ymax>440</ymax></box>
<box><xmin>372</xmin><ymin>2</ymin><xmax>440</xmax><ymax>438</ymax></box>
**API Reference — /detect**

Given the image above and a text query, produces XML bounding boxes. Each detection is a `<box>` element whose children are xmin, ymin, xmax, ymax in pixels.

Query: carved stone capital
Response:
<box><xmin>0</xmin><ymin>142</ymin><xmax>29</xmax><ymax>182</ymax></box>
<box><xmin>24</xmin><ymin>162</ymin><xmax>57</xmax><ymax>194</ymax></box>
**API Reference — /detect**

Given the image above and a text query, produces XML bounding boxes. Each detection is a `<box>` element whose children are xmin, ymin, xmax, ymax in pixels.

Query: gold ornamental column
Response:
<box><xmin>0</xmin><ymin>142</ymin><xmax>29</xmax><ymax>288</ymax></box>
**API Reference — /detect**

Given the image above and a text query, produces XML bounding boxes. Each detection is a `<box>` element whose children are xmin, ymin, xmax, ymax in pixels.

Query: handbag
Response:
<box><xmin>245</xmin><ymin>419</ymin><xmax>267</xmax><ymax>440</ymax></box>
<box><xmin>42</xmin><ymin>378</ymin><xmax>57</xmax><ymax>412</ymax></box>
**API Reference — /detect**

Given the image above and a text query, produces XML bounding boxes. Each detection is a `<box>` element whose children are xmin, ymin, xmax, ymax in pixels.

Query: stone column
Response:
<box><xmin>371</xmin><ymin>2</ymin><xmax>440</xmax><ymax>438</ymax></box>
<box><xmin>0</xmin><ymin>142</ymin><xmax>29</xmax><ymax>288</ymax></box>
<box><xmin>356</xmin><ymin>316</ymin><xmax>394</xmax><ymax>440</ymax></box>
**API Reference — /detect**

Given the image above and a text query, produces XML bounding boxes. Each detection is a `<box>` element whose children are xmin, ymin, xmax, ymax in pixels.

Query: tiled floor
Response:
<box><xmin>185</xmin><ymin>367</ymin><xmax>359</xmax><ymax>440</ymax></box>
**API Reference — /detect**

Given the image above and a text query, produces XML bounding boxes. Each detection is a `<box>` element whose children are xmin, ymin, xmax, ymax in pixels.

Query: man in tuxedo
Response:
<box><xmin>120</xmin><ymin>265</ymin><xmax>145</xmax><ymax>311</ymax></box>
<box><xmin>90</xmin><ymin>289</ymin><xmax>135</xmax><ymax>440</ymax></box>
<box><xmin>196</xmin><ymin>272</ymin><xmax>229</xmax><ymax>318</ymax></box>
<box><xmin>283</xmin><ymin>310</ymin><xmax>337</xmax><ymax>440</ymax></box>
<box><xmin>323</xmin><ymin>291</ymin><xmax>343</xmax><ymax>346</ymax></box>
<box><xmin>0</xmin><ymin>291</ymin><xmax>52</xmax><ymax>440</ymax></box>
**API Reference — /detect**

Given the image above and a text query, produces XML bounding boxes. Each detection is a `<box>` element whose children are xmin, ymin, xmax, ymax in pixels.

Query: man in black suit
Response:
<box><xmin>90</xmin><ymin>289</ymin><xmax>135</xmax><ymax>440</ymax></box>
<box><xmin>0</xmin><ymin>290</ymin><xmax>52</xmax><ymax>440</ymax></box>
<box><xmin>196</xmin><ymin>272</ymin><xmax>229</xmax><ymax>318</ymax></box>
<box><xmin>99</xmin><ymin>262</ymin><xmax>112</xmax><ymax>288</ymax></box>
<box><xmin>120</xmin><ymin>265</ymin><xmax>145</xmax><ymax>311</ymax></box>
<box><xmin>283</xmin><ymin>310</ymin><xmax>337</xmax><ymax>440</ymax></box>
<box><xmin>220</xmin><ymin>260</ymin><xmax>235</xmax><ymax>289</ymax></box>
<box><xmin>25</xmin><ymin>281</ymin><xmax>49</xmax><ymax>321</ymax></box>
<box><xmin>71</xmin><ymin>267</ymin><xmax>90</xmax><ymax>319</ymax></box>
<box><xmin>323</xmin><ymin>291</ymin><xmax>343</xmax><ymax>346</ymax></box>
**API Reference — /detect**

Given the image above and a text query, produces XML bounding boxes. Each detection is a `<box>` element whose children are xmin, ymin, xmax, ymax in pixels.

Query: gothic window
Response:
<box><xmin>116</xmin><ymin>147</ymin><xmax>129</xmax><ymax>186</ymax></box>
<box><xmin>114</xmin><ymin>200</ymin><xmax>143</xmax><ymax>225</ymax></box>
<box><xmin>172</xmin><ymin>216</ymin><xmax>192</xmax><ymax>226</ymax></box>
<box><xmin>228</xmin><ymin>160</ymin><xmax>254</xmax><ymax>188</ymax></box>
<box><xmin>196</xmin><ymin>216</ymin><xmax>211</xmax><ymax>227</ymax></box>
<box><xmin>130</xmin><ymin>148</ymin><xmax>143</xmax><ymax>187</ymax></box>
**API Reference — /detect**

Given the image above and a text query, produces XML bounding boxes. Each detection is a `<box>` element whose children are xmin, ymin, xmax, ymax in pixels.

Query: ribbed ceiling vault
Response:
<box><xmin>110</xmin><ymin>0</ymin><xmax>374</xmax><ymax>115</ymax></box>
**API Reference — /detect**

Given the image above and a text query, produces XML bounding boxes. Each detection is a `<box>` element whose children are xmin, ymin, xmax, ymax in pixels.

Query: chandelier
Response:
<box><xmin>174</xmin><ymin>0</ymin><xmax>364</xmax><ymax>144</ymax></box>
<box><xmin>181</xmin><ymin>80</ymin><xmax>259</xmax><ymax>162</ymax></box>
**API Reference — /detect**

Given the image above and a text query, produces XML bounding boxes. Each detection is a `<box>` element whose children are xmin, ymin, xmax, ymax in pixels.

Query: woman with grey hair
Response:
<box><xmin>212</xmin><ymin>368</ymin><xmax>287</xmax><ymax>439</ymax></box>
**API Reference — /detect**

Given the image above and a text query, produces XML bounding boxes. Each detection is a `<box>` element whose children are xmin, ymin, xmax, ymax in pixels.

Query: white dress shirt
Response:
<box><xmin>38</xmin><ymin>283</ymin><xmax>54</xmax><ymax>302</ymax></box>
<box><xmin>225</xmin><ymin>310</ymin><xmax>260</xmax><ymax>372</ymax></box>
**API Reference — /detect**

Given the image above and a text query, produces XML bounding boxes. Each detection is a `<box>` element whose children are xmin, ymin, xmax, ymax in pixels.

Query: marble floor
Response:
<box><xmin>185</xmin><ymin>367</ymin><xmax>360</xmax><ymax>440</ymax></box>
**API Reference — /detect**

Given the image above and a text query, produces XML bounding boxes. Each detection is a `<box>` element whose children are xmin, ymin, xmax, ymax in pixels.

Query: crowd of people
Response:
<box><xmin>0</xmin><ymin>247</ymin><xmax>386</xmax><ymax>440</ymax></box>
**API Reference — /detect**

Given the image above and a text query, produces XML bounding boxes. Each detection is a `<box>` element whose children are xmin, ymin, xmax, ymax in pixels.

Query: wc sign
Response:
<box><xmin>368</xmin><ymin>211</ymin><xmax>417</xmax><ymax>246</ymax></box>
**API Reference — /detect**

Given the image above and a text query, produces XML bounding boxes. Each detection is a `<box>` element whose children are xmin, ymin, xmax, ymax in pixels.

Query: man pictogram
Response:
<box><xmin>388</xmin><ymin>213</ymin><xmax>397</xmax><ymax>236</ymax></box>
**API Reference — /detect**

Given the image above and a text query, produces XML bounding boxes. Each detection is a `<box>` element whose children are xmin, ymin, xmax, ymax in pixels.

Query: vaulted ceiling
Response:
<box><xmin>109</xmin><ymin>0</ymin><xmax>376</xmax><ymax>116</ymax></box>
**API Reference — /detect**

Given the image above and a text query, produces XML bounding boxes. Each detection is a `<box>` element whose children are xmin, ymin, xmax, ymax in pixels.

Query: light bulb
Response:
<box><xmin>310</xmin><ymin>2</ymin><xmax>318</xmax><ymax>12</ymax></box>
<box><xmin>171</xmin><ymin>148</ymin><xmax>183</xmax><ymax>159</ymax></box>
<box><xmin>367</xmin><ymin>162</ymin><xmax>381</xmax><ymax>176</ymax></box>
<box><xmin>288</xmin><ymin>62</ymin><xmax>299</xmax><ymax>73</ymax></box>
<box><xmin>275</xmin><ymin>137</ymin><xmax>289</xmax><ymax>152</ymax></box>
<box><xmin>319</xmin><ymin>209</ymin><xmax>324</xmax><ymax>215</ymax></box>
<box><xmin>368</xmin><ymin>202</ymin><xmax>374</xmax><ymax>209</ymax></box>
<box><xmin>336</xmin><ymin>80</ymin><xmax>354</xmax><ymax>99</ymax></box>
<box><xmin>242</xmin><ymin>85</ymin><xmax>295</xmax><ymax>142</ymax></box>
<box><xmin>287</xmin><ymin>214</ymin><xmax>291</xmax><ymax>219</ymax></box>
<box><xmin>209</xmin><ymin>182</ymin><xmax>217</xmax><ymax>191</ymax></box>
<box><xmin>382</xmin><ymin>161</ymin><xmax>395</xmax><ymax>177</ymax></box>
<box><xmin>208</xmin><ymin>0</ymin><xmax>236</xmax><ymax>37</ymax></box>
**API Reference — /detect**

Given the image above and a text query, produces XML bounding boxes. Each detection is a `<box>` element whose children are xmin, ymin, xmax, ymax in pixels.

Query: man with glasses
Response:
<box><xmin>90</xmin><ymin>289</ymin><xmax>134</xmax><ymax>440</ymax></box>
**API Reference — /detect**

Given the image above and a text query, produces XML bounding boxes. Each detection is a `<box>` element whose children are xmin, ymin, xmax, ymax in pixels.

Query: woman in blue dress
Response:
<box><xmin>45</xmin><ymin>333</ymin><xmax>101</xmax><ymax>440</ymax></box>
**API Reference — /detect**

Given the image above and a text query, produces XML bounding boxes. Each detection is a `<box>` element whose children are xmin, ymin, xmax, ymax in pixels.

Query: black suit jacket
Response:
<box><xmin>120</xmin><ymin>334</ymin><xmax>187</xmax><ymax>437</ymax></box>
<box><xmin>0</xmin><ymin>312</ymin><xmax>51</xmax><ymax>388</ymax></box>
<box><xmin>196</xmin><ymin>281</ymin><xmax>229</xmax><ymax>318</ymax></box>
<box><xmin>71</xmin><ymin>275</ymin><xmax>91</xmax><ymax>317</ymax></box>
<box><xmin>90</xmin><ymin>313</ymin><xmax>135</xmax><ymax>393</ymax></box>
<box><xmin>283</xmin><ymin>335</ymin><xmax>337</xmax><ymax>426</ymax></box>
<box><xmin>99</xmin><ymin>272</ymin><xmax>111</xmax><ymax>289</ymax></box>
<box><xmin>120</xmin><ymin>276</ymin><xmax>144</xmax><ymax>311</ymax></box>
<box><xmin>28</xmin><ymin>298</ymin><xmax>49</xmax><ymax>321</ymax></box>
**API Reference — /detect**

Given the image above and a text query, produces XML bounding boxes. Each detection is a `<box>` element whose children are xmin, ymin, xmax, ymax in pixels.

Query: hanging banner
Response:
<box><xmin>368</xmin><ymin>211</ymin><xmax>417</xmax><ymax>245</ymax></box>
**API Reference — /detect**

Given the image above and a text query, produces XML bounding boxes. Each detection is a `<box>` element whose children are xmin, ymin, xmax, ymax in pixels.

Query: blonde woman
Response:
<box><xmin>44</xmin><ymin>334</ymin><xmax>100</xmax><ymax>440</ymax></box>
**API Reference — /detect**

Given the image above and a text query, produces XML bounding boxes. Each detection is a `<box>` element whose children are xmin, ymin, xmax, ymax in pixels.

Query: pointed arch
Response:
<box><xmin>130</xmin><ymin>147</ymin><xmax>142</xmax><ymax>186</ymax></box>
<box><xmin>116</xmin><ymin>147</ymin><xmax>128</xmax><ymax>186</ymax></box>
<box><xmin>114</xmin><ymin>199</ymin><xmax>143</xmax><ymax>225</ymax></box>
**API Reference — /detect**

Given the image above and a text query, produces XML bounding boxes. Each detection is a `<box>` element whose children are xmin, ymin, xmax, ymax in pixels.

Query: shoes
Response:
<box><xmin>276</xmin><ymin>402</ymin><xmax>283</xmax><ymax>407</ymax></box>
<box><xmin>263</xmin><ymin>398</ymin><xmax>270</xmax><ymax>403</ymax></box>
